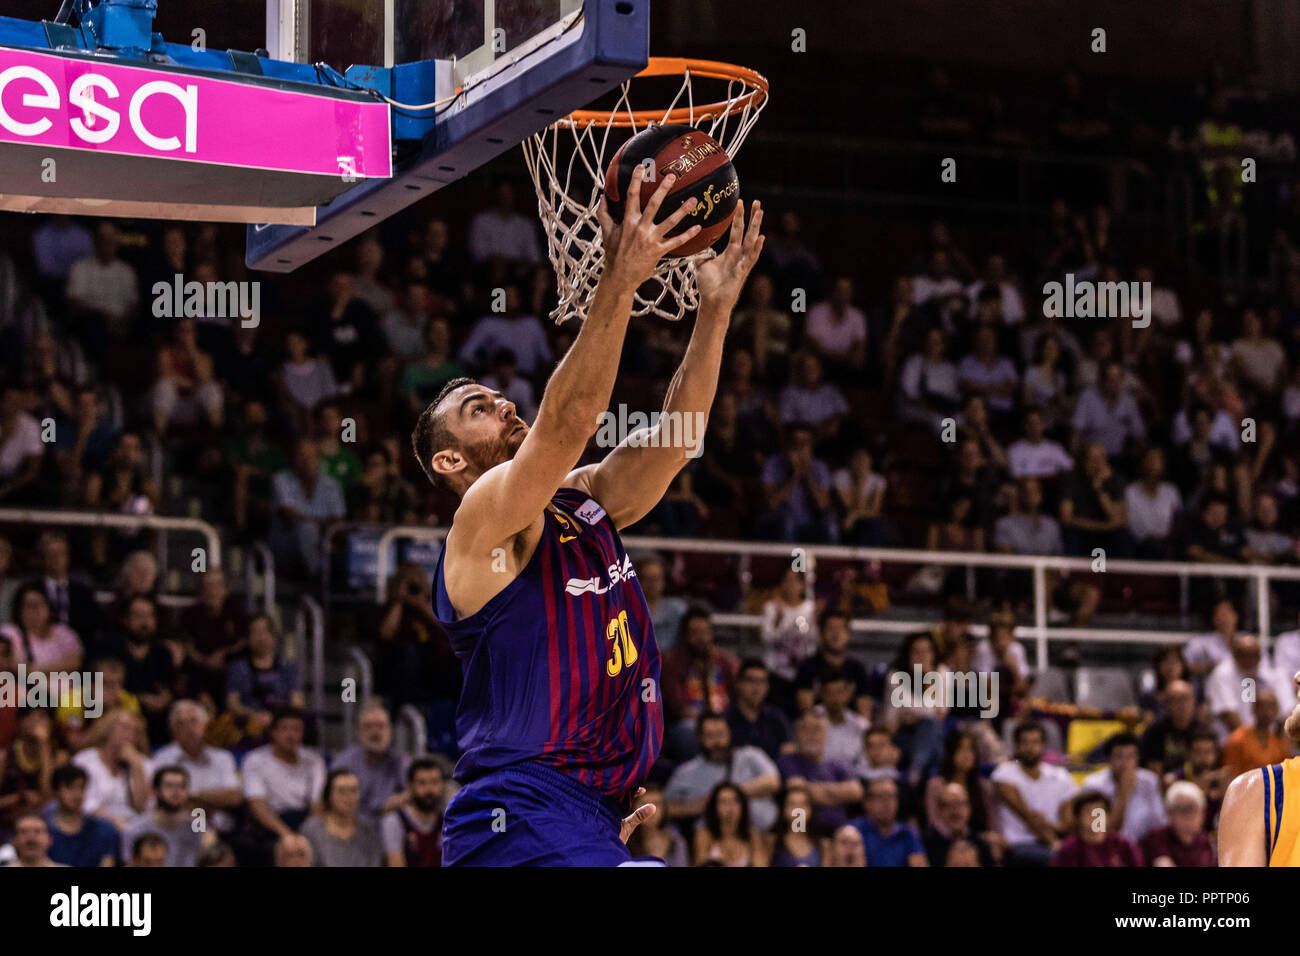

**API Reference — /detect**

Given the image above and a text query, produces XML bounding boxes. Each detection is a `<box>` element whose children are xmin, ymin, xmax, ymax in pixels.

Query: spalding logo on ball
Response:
<box><xmin>604</xmin><ymin>124</ymin><xmax>739</xmax><ymax>257</ymax></box>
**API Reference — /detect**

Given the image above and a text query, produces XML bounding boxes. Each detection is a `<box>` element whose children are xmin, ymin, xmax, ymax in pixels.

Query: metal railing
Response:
<box><xmin>243</xmin><ymin>542</ymin><xmax>276</xmax><ymax>616</ymax></box>
<box><xmin>395</xmin><ymin>704</ymin><xmax>428</xmax><ymax>758</ymax></box>
<box><xmin>294</xmin><ymin>596</ymin><xmax>326</xmax><ymax>746</ymax></box>
<box><xmin>340</xmin><ymin>646</ymin><xmax>375</xmax><ymax>749</ymax></box>
<box><xmin>0</xmin><ymin>508</ymin><xmax>221</xmax><ymax>568</ymax></box>
<box><xmin>365</xmin><ymin>524</ymin><xmax>1300</xmax><ymax>669</ymax></box>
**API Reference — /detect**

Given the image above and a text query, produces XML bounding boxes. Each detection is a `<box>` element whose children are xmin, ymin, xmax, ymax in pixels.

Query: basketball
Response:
<box><xmin>603</xmin><ymin>124</ymin><xmax>739</xmax><ymax>257</ymax></box>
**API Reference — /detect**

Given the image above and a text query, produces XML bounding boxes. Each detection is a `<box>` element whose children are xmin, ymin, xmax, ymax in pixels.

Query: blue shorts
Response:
<box><xmin>441</xmin><ymin>762</ymin><xmax>632</xmax><ymax>866</ymax></box>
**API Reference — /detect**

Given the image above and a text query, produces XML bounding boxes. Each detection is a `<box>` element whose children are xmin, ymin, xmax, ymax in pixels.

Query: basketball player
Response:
<box><xmin>410</xmin><ymin>166</ymin><xmax>765</xmax><ymax>865</ymax></box>
<box><xmin>1219</xmin><ymin>669</ymin><xmax>1300</xmax><ymax>865</ymax></box>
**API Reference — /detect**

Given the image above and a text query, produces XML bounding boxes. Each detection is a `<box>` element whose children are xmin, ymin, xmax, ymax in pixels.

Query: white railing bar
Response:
<box><xmin>251</xmin><ymin>542</ymin><xmax>275</xmax><ymax>615</ymax></box>
<box><xmin>712</xmin><ymin>613</ymin><xmax>1207</xmax><ymax>646</ymax></box>
<box><xmin>372</xmin><ymin>525</ymin><xmax>1300</xmax><ymax>582</ymax></box>
<box><xmin>0</xmin><ymin>508</ymin><xmax>222</xmax><ymax>567</ymax></box>
<box><xmin>397</xmin><ymin>704</ymin><xmax>427</xmax><ymax>757</ymax></box>
<box><xmin>369</xmin><ymin>526</ymin><xmax>1297</xmax><ymax>650</ymax></box>
<box><xmin>342</xmin><ymin>645</ymin><xmax>373</xmax><ymax>749</ymax></box>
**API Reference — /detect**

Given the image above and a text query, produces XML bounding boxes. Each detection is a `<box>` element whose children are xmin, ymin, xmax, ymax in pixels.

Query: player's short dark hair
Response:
<box><xmin>738</xmin><ymin>658</ymin><xmax>768</xmax><ymax>679</ymax></box>
<box><xmin>411</xmin><ymin>376</ymin><xmax>477</xmax><ymax>489</ymax></box>
<box><xmin>52</xmin><ymin>764</ymin><xmax>88</xmax><ymax>789</ymax></box>
<box><xmin>865</xmin><ymin>725</ymin><xmax>892</xmax><ymax>742</ymax></box>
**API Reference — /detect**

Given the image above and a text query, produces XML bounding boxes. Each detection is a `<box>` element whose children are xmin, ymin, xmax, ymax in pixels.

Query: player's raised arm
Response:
<box><xmin>569</xmin><ymin>200</ymin><xmax>765</xmax><ymax>529</ymax></box>
<box><xmin>429</xmin><ymin>168</ymin><xmax>702</xmax><ymax>550</ymax></box>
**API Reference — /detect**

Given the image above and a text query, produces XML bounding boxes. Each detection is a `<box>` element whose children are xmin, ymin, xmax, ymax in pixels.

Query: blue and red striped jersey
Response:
<box><xmin>431</xmin><ymin>487</ymin><xmax>663</xmax><ymax>804</ymax></box>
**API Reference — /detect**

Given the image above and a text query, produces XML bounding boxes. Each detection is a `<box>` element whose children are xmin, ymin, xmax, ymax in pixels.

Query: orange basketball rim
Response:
<box><xmin>566</xmin><ymin>57</ymin><xmax>769</xmax><ymax>128</ymax></box>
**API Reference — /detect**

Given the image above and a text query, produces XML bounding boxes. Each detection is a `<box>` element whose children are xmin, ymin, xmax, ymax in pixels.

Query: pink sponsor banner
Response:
<box><xmin>0</xmin><ymin>46</ymin><xmax>391</xmax><ymax>178</ymax></box>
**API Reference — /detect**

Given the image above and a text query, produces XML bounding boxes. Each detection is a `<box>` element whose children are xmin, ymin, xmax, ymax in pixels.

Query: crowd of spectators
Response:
<box><xmin>1</xmin><ymin>57</ymin><xmax>1299</xmax><ymax>866</ymax></box>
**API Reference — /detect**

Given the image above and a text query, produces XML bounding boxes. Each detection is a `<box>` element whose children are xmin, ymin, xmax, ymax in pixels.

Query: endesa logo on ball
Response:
<box><xmin>0</xmin><ymin>61</ymin><xmax>197</xmax><ymax>153</ymax></box>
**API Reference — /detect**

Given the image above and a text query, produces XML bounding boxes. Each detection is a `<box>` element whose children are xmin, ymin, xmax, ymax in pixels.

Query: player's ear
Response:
<box><xmin>431</xmin><ymin>448</ymin><xmax>465</xmax><ymax>479</ymax></box>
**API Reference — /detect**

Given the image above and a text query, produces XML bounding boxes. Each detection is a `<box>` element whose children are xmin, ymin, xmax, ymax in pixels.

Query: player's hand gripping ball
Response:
<box><xmin>604</xmin><ymin>124</ymin><xmax>739</xmax><ymax>257</ymax></box>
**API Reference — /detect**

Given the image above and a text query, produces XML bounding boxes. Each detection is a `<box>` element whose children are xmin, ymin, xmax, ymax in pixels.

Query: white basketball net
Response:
<box><xmin>523</xmin><ymin>62</ymin><xmax>768</xmax><ymax>324</ymax></box>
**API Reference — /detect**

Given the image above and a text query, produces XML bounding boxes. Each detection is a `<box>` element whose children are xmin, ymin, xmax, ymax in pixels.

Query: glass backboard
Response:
<box><xmin>267</xmin><ymin>0</ymin><xmax>583</xmax><ymax>73</ymax></box>
<box><xmin>251</xmin><ymin>0</ymin><xmax>645</xmax><ymax>272</ymax></box>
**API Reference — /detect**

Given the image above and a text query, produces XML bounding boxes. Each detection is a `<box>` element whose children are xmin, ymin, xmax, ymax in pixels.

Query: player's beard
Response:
<box><xmin>464</xmin><ymin>423</ymin><xmax>527</xmax><ymax>472</ymax></box>
<box><xmin>1284</xmin><ymin>704</ymin><xmax>1300</xmax><ymax>745</ymax></box>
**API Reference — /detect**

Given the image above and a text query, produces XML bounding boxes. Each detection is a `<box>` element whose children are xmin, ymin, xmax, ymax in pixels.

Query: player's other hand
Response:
<box><xmin>598</xmin><ymin>168</ymin><xmax>700</xmax><ymax>292</ymax></box>
<box><xmin>696</xmin><ymin>199</ymin><xmax>765</xmax><ymax>316</ymax></box>
<box><xmin>620</xmin><ymin>787</ymin><xmax>657</xmax><ymax>843</ymax></box>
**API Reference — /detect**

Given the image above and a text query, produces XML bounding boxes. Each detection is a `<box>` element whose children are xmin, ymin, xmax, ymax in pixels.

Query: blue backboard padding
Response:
<box><xmin>246</xmin><ymin>0</ymin><xmax>649</xmax><ymax>272</ymax></box>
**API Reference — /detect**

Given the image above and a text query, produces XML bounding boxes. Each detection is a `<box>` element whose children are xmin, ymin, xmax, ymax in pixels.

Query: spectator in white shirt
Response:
<box><xmin>663</xmin><ymin>713</ymin><xmax>781</xmax><ymax>832</ymax></box>
<box><xmin>1070</xmin><ymin>360</ymin><xmax>1145</xmax><ymax>459</ymax></box>
<box><xmin>1244</xmin><ymin>492</ymin><xmax>1296</xmax><ymax>565</ymax></box>
<box><xmin>466</xmin><ymin>181</ymin><xmax>542</xmax><ymax>270</ymax></box>
<box><xmin>1125</xmin><ymin>447</ymin><xmax>1183</xmax><ymax>558</ymax></box>
<box><xmin>1022</xmin><ymin>332</ymin><xmax>1072</xmax><ymax>432</ymax></box>
<box><xmin>457</xmin><ymin>285</ymin><xmax>552</xmax><ymax>377</ymax></box>
<box><xmin>1273</xmin><ymin>611</ymin><xmax>1300</xmax><ymax>686</ymax></box>
<box><xmin>0</xmin><ymin>384</ymin><xmax>45</xmax><ymax>504</ymax></box>
<box><xmin>380</xmin><ymin>282</ymin><xmax>436</xmax><ymax>362</ymax></box>
<box><xmin>1183</xmin><ymin>598</ymin><xmax>1242</xmax><ymax>680</ymax></box>
<box><xmin>957</xmin><ymin>325</ymin><xmax>1019</xmax><ymax>416</ymax></box>
<box><xmin>899</xmin><ymin>327</ymin><xmax>962</xmax><ymax>434</ymax></box>
<box><xmin>1008</xmin><ymin>409</ymin><xmax>1073</xmax><ymax>479</ymax></box>
<box><xmin>805</xmin><ymin>277</ymin><xmax>867</xmax><ymax>373</ymax></box>
<box><xmin>1135</xmin><ymin>264</ymin><xmax>1182</xmax><ymax>330</ymax></box>
<box><xmin>1230</xmin><ymin>308</ymin><xmax>1288</xmax><ymax>399</ymax></box>
<box><xmin>759</xmin><ymin>568</ymin><xmax>818</xmax><ymax>686</ymax></box>
<box><xmin>66</xmin><ymin>222</ymin><xmax>139</xmax><ymax>349</ymax></box>
<box><xmin>813</xmin><ymin>667</ymin><xmax>871</xmax><ymax>770</ymax></box>
<box><xmin>241</xmin><ymin>710</ymin><xmax>326</xmax><ymax>854</ymax></box>
<box><xmin>994</xmin><ymin>477</ymin><xmax>1065</xmax><ymax>556</ymax></box>
<box><xmin>72</xmin><ymin>710</ymin><xmax>150</xmax><ymax>829</ymax></box>
<box><xmin>779</xmin><ymin>352</ymin><xmax>849</xmax><ymax>440</ymax></box>
<box><xmin>1080</xmin><ymin>733</ymin><xmax>1167</xmax><ymax>843</ymax></box>
<box><xmin>1170</xmin><ymin>404</ymin><xmax>1240</xmax><ymax>451</ymax></box>
<box><xmin>834</xmin><ymin>447</ymin><xmax>888</xmax><ymax>546</ymax></box>
<box><xmin>912</xmin><ymin>249</ymin><xmax>967</xmax><ymax>328</ymax></box>
<box><xmin>479</xmin><ymin>349</ymin><xmax>537</xmax><ymax>422</ymax></box>
<box><xmin>991</xmin><ymin>721</ymin><xmax>1079</xmax><ymax>866</ymax></box>
<box><xmin>1205</xmin><ymin>634</ymin><xmax>1295</xmax><ymax>739</ymax></box>
<box><xmin>149</xmin><ymin>700</ymin><xmax>242</xmax><ymax>836</ymax></box>
<box><xmin>965</xmin><ymin>253</ymin><xmax>1025</xmax><ymax>324</ymax></box>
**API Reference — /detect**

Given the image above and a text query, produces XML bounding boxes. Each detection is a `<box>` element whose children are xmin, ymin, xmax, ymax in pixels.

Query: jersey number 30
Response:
<box><xmin>606</xmin><ymin>610</ymin><xmax>639</xmax><ymax>677</ymax></box>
